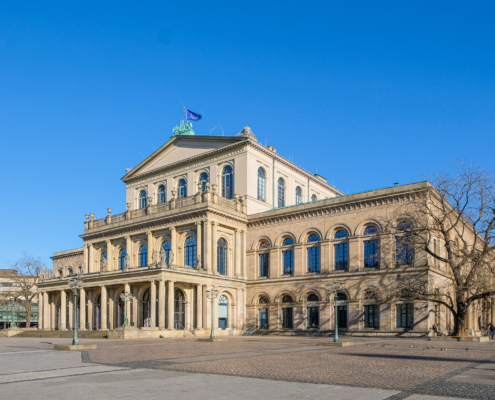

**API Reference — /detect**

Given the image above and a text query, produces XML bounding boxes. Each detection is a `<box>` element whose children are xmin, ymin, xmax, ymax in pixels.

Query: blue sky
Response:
<box><xmin>1</xmin><ymin>1</ymin><xmax>494</xmax><ymax>268</ymax></box>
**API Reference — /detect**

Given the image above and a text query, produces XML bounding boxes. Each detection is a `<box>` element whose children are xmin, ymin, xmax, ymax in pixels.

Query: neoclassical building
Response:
<box><xmin>37</xmin><ymin>123</ymin><xmax>491</xmax><ymax>337</ymax></box>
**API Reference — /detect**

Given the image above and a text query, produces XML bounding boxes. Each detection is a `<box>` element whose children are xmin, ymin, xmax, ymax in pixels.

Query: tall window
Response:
<box><xmin>295</xmin><ymin>186</ymin><xmax>302</xmax><ymax>205</ymax></box>
<box><xmin>217</xmin><ymin>238</ymin><xmax>227</xmax><ymax>275</ymax></box>
<box><xmin>178</xmin><ymin>179</ymin><xmax>187</xmax><ymax>198</ymax></box>
<box><xmin>222</xmin><ymin>165</ymin><xmax>234</xmax><ymax>199</ymax></box>
<box><xmin>162</xmin><ymin>241</ymin><xmax>171</xmax><ymax>264</ymax></box>
<box><xmin>139</xmin><ymin>246</ymin><xmax>148</xmax><ymax>267</ymax></box>
<box><xmin>278</xmin><ymin>178</ymin><xmax>285</xmax><ymax>207</ymax></box>
<box><xmin>364</xmin><ymin>226</ymin><xmax>379</xmax><ymax>269</ymax></box>
<box><xmin>185</xmin><ymin>237</ymin><xmax>197</xmax><ymax>268</ymax></box>
<box><xmin>396</xmin><ymin>303</ymin><xmax>413</xmax><ymax>328</ymax></box>
<box><xmin>396</xmin><ymin>222</ymin><xmax>414</xmax><ymax>265</ymax></box>
<box><xmin>364</xmin><ymin>305</ymin><xmax>379</xmax><ymax>328</ymax></box>
<box><xmin>308</xmin><ymin>307</ymin><xmax>319</xmax><ymax>328</ymax></box>
<box><xmin>257</xmin><ymin>168</ymin><xmax>266</xmax><ymax>201</ymax></box>
<box><xmin>282</xmin><ymin>238</ymin><xmax>294</xmax><ymax>275</ymax></box>
<box><xmin>119</xmin><ymin>249</ymin><xmax>126</xmax><ymax>270</ymax></box>
<box><xmin>307</xmin><ymin>234</ymin><xmax>320</xmax><ymax>273</ymax></box>
<box><xmin>311</xmin><ymin>194</ymin><xmax>317</xmax><ymax>202</ymax></box>
<box><xmin>259</xmin><ymin>253</ymin><xmax>269</xmax><ymax>277</ymax></box>
<box><xmin>157</xmin><ymin>185</ymin><xmax>166</xmax><ymax>204</ymax></box>
<box><xmin>282</xmin><ymin>295</ymin><xmax>293</xmax><ymax>329</ymax></box>
<box><xmin>334</xmin><ymin>230</ymin><xmax>348</xmax><ymax>270</ymax></box>
<box><xmin>199</xmin><ymin>172</ymin><xmax>208</xmax><ymax>192</ymax></box>
<box><xmin>139</xmin><ymin>190</ymin><xmax>147</xmax><ymax>208</ymax></box>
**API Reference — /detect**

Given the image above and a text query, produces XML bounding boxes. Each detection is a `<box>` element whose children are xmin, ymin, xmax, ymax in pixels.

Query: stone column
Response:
<box><xmin>170</xmin><ymin>227</ymin><xmax>177</xmax><ymax>265</ymax></box>
<box><xmin>68</xmin><ymin>296</ymin><xmax>73</xmax><ymax>330</ymax></box>
<box><xmin>124</xmin><ymin>283</ymin><xmax>131</xmax><ymax>323</ymax></box>
<box><xmin>185</xmin><ymin>289</ymin><xmax>191</xmax><ymax>330</ymax></box>
<box><xmin>88</xmin><ymin>243</ymin><xmax>94</xmax><ymax>273</ymax></box>
<box><xmin>212</xmin><ymin>292</ymin><xmax>218</xmax><ymax>331</ymax></box>
<box><xmin>241</xmin><ymin>230</ymin><xmax>247</xmax><ymax>278</ymax></box>
<box><xmin>204</xmin><ymin>221</ymin><xmax>211</xmax><ymax>273</ymax></box>
<box><xmin>43</xmin><ymin>292</ymin><xmax>49</xmax><ymax>329</ymax></box>
<box><xmin>150</xmin><ymin>280</ymin><xmax>156</xmax><ymax>328</ymax></box>
<box><xmin>234</xmin><ymin>229</ymin><xmax>241</xmax><ymax>277</ymax></box>
<box><xmin>106</xmin><ymin>240</ymin><xmax>113</xmax><ymax>270</ymax></box>
<box><xmin>60</xmin><ymin>291</ymin><xmax>67</xmax><ymax>330</ymax></box>
<box><xmin>87</xmin><ymin>292</ymin><xmax>93</xmax><ymax>330</ymax></box>
<box><xmin>50</xmin><ymin>298</ymin><xmax>56</xmax><ymax>330</ymax></box>
<box><xmin>79</xmin><ymin>289</ymin><xmax>86</xmax><ymax>330</ymax></box>
<box><xmin>125</xmin><ymin>236</ymin><xmax>132</xmax><ymax>267</ymax></box>
<box><xmin>132</xmin><ymin>286</ymin><xmax>138</xmax><ymax>327</ymax></box>
<box><xmin>491</xmin><ymin>299</ymin><xmax>495</xmax><ymax>325</ymax></box>
<box><xmin>196</xmin><ymin>221</ymin><xmax>202</xmax><ymax>267</ymax></box>
<box><xmin>101</xmin><ymin>286</ymin><xmax>107</xmax><ymax>329</ymax></box>
<box><xmin>228</xmin><ymin>299</ymin><xmax>234</xmax><ymax>329</ymax></box>
<box><xmin>167</xmin><ymin>280</ymin><xmax>175</xmax><ymax>329</ymax></box>
<box><xmin>38</xmin><ymin>292</ymin><xmax>43</xmax><ymax>329</ymax></box>
<box><xmin>196</xmin><ymin>284</ymin><xmax>203</xmax><ymax>329</ymax></box>
<box><xmin>212</xmin><ymin>222</ymin><xmax>218</xmax><ymax>274</ymax></box>
<box><xmin>108</xmin><ymin>289</ymin><xmax>114</xmax><ymax>329</ymax></box>
<box><xmin>83</xmin><ymin>245</ymin><xmax>89</xmax><ymax>274</ymax></box>
<box><xmin>158</xmin><ymin>280</ymin><xmax>165</xmax><ymax>328</ymax></box>
<box><xmin>466</xmin><ymin>303</ymin><xmax>473</xmax><ymax>330</ymax></box>
<box><xmin>204</xmin><ymin>285</ymin><xmax>211</xmax><ymax>329</ymax></box>
<box><xmin>147</xmin><ymin>231</ymin><xmax>154</xmax><ymax>266</ymax></box>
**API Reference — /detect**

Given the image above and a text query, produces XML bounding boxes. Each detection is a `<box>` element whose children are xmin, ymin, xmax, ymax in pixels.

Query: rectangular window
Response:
<box><xmin>364</xmin><ymin>304</ymin><xmax>379</xmax><ymax>328</ymax></box>
<box><xmin>282</xmin><ymin>308</ymin><xmax>293</xmax><ymax>329</ymax></box>
<box><xmin>396</xmin><ymin>236</ymin><xmax>414</xmax><ymax>265</ymax></box>
<box><xmin>259</xmin><ymin>253</ymin><xmax>269</xmax><ymax>277</ymax></box>
<box><xmin>307</xmin><ymin>307</ymin><xmax>319</xmax><ymax>328</ymax></box>
<box><xmin>259</xmin><ymin>308</ymin><xmax>268</xmax><ymax>329</ymax></box>
<box><xmin>337</xmin><ymin>306</ymin><xmax>347</xmax><ymax>328</ymax></box>
<box><xmin>334</xmin><ymin>243</ymin><xmax>348</xmax><ymax>270</ymax></box>
<box><xmin>307</xmin><ymin>247</ymin><xmax>320</xmax><ymax>273</ymax></box>
<box><xmin>364</xmin><ymin>240</ymin><xmax>379</xmax><ymax>268</ymax></box>
<box><xmin>283</xmin><ymin>250</ymin><xmax>294</xmax><ymax>275</ymax></box>
<box><xmin>396</xmin><ymin>303</ymin><xmax>414</xmax><ymax>328</ymax></box>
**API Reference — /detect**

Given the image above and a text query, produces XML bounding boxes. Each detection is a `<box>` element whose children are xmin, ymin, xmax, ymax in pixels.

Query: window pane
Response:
<box><xmin>283</xmin><ymin>250</ymin><xmax>293</xmax><ymax>274</ymax></box>
<box><xmin>308</xmin><ymin>307</ymin><xmax>319</xmax><ymax>328</ymax></box>
<box><xmin>335</xmin><ymin>243</ymin><xmax>348</xmax><ymax>270</ymax></box>
<box><xmin>259</xmin><ymin>253</ymin><xmax>269</xmax><ymax>277</ymax></box>
<box><xmin>364</xmin><ymin>240</ymin><xmax>379</xmax><ymax>268</ymax></box>
<box><xmin>222</xmin><ymin>166</ymin><xmax>233</xmax><ymax>199</ymax></box>
<box><xmin>278</xmin><ymin>178</ymin><xmax>285</xmax><ymax>207</ymax></box>
<box><xmin>396</xmin><ymin>236</ymin><xmax>415</xmax><ymax>265</ymax></box>
<box><xmin>185</xmin><ymin>237</ymin><xmax>196</xmax><ymax>268</ymax></box>
<box><xmin>257</xmin><ymin>168</ymin><xmax>266</xmax><ymax>201</ymax></box>
<box><xmin>307</xmin><ymin>246</ymin><xmax>320</xmax><ymax>272</ymax></box>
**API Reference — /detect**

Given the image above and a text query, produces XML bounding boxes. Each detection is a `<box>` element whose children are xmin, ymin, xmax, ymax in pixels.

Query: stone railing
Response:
<box><xmin>84</xmin><ymin>185</ymin><xmax>247</xmax><ymax>232</ymax></box>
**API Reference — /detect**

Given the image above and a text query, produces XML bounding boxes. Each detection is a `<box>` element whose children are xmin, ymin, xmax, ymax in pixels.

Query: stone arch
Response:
<box><xmin>274</xmin><ymin>232</ymin><xmax>297</xmax><ymax>247</ymax></box>
<box><xmin>251</xmin><ymin>236</ymin><xmax>273</xmax><ymax>250</ymax></box>
<box><xmin>354</xmin><ymin>219</ymin><xmax>382</xmax><ymax>236</ymax></box>
<box><xmin>137</xmin><ymin>283</ymin><xmax>152</xmax><ymax>301</ymax></box>
<box><xmin>298</xmin><ymin>228</ymin><xmax>323</xmax><ymax>243</ymax></box>
<box><xmin>251</xmin><ymin>292</ymin><xmax>271</xmax><ymax>304</ymax></box>
<box><xmin>325</xmin><ymin>223</ymin><xmax>352</xmax><ymax>240</ymax></box>
<box><xmin>299</xmin><ymin>288</ymin><xmax>322</xmax><ymax>302</ymax></box>
<box><xmin>356</xmin><ymin>286</ymin><xmax>380</xmax><ymax>301</ymax></box>
<box><xmin>173</xmin><ymin>284</ymin><xmax>191</xmax><ymax>303</ymax></box>
<box><xmin>218</xmin><ymin>289</ymin><xmax>235</xmax><ymax>304</ymax></box>
<box><xmin>275</xmin><ymin>291</ymin><xmax>297</xmax><ymax>303</ymax></box>
<box><xmin>330</xmin><ymin>288</ymin><xmax>351</xmax><ymax>301</ymax></box>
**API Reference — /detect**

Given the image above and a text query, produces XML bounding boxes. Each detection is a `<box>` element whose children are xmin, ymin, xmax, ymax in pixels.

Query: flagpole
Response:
<box><xmin>183</xmin><ymin>106</ymin><xmax>187</xmax><ymax>123</ymax></box>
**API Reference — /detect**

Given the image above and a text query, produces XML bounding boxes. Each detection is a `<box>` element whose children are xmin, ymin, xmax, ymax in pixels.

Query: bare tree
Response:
<box><xmin>8</xmin><ymin>253</ymin><xmax>43</xmax><ymax>328</ymax></box>
<box><xmin>381</xmin><ymin>163</ymin><xmax>495</xmax><ymax>336</ymax></box>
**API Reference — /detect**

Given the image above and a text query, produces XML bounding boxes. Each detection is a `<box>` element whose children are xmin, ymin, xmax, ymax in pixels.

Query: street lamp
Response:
<box><xmin>68</xmin><ymin>277</ymin><xmax>83</xmax><ymax>346</ymax></box>
<box><xmin>206</xmin><ymin>289</ymin><xmax>219</xmax><ymax>339</ymax></box>
<box><xmin>327</xmin><ymin>281</ymin><xmax>345</xmax><ymax>343</ymax></box>
<box><xmin>119</xmin><ymin>291</ymin><xmax>134</xmax><ymax>327</ymax></box>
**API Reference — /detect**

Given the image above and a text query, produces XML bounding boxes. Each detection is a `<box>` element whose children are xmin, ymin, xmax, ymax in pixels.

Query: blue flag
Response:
<box><xmin>186</xmin><ymin>109</ymin><xmax>202</xmax><ymax>121</ymax></box>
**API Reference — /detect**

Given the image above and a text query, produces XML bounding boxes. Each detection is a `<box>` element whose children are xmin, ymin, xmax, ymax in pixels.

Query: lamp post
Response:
<box><xmin>120</xmin><ymin>291</ymin><xmax>134</xmax><ymax>327</ymax></box>
<box><xmin>68</xmin><ymin>277</ymin><xmax>83</xmax><ymax>345</ymax></box>
<box><xmin>327</xmin><ymin>281</ymin><xmax>345</xmax><ymax>343</ymax></box>
<box><xmin>206</xmin><ymin>289</ymin><xmax>219</xmax><ymax>339</ymax></box>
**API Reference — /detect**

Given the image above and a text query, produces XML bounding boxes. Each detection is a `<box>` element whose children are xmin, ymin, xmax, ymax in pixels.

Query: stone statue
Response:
<box><xmin>169</xmin><ymin>250</ymin><xmax>175</xmax><ymax>266</ymax></box>
<box><xmin>197</xmin><ymin>254</ymin><xmax>202</xmax><ymax>269</ymax></box>
<box><xmin>159</xmin><ymin>247</ymin><xmax>166</xmax><ymax>266</ymax></box>
<box><xmin>152</xmin><ymin>249</ymin><xmax>157</xmax><ymax>266</ymax></box>
<box><xmin>124</xmin><ymin>254</ymin><xmax>130</xmax><ymax>269</ymax></box>
<box><xmin>101</xmin><ymin>258</ymin><xmax>107</xmax><ymax>271</ymax></box>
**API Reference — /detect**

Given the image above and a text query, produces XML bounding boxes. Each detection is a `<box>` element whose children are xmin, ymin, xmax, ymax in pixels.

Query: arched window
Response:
<box><xmin>68</xmin><ymin>267</ymin><xmax>73</xmax><ymax>275</ymax></box>
<box><xmin>139</xmin><ymin>190</ymin><xmax>147</xmax><ymax>208</ymax></box>
<box><xmin>396</xmin><ymin>222</ymin><xmax>414</xmax><ymax>265</ymax></box>
<box><xmin>278</xmin><ymin>178</ymin><xmax>285</xmax><ymax>208</ymax></box>
<box><xmin>282</xmin><ymin>238</ymin><xmax>294</xmax><ymax>246</ymax></box>
<box><xmin>185</xmin><ymin>237</ymin><xmax>197</xmax><ymax>268</ymax></box>
<box><xmin>119</xmin><ymin>249</ymin><xmax>126</xmax><ymax>270</ymax></box>
<box><xmin>307</xmin><ymin>234</ymin><xmax>320</xmax><ymax>273</ymax></box>
<box><xmin>335</xmin><ymin>230</ymin><xmax>348</xmax><ymax>239</ymax></box>
<box><xmin>295</xmin><ymin>186</ymin><xmax>302</xmax><ymax>205</ymax></box>
<box><xmin>307</xmin><ymin>293</ymin><xmax>319</xmax><ymax>302</ymax></box>
<box><xmin>174</xmin><ymin>289</ymin><xmax>185</xmax><ymax>329</ymax></box>
<box><xmin>257</xmin><ymin>168</ymin><xmax>266</xmax><ymax>201</ymax></box>
<box><xmin>259</xmin><ymin>297</ymin><xmax>268</xmax><ymax>304</ymax></box>
<box><xmin>178</xmin><ymin>179</ymin><xmax>187</xmax><ymax>198</ymax></box>
<box><xmin>397</xmin><ymin>221</ymin><xmax>413</xmax><ymax>231</ymax></box>
<box><xmin>217</xmin><ymin>238</ymin><xmax>227</xmax><ymax>275</ymax></box>
<box><xmin>222</xmin><ymin>165</ymin><xmax>234</xmax><ymax>199</ymax></box>
<box><xmin>282</xmin><ymin>295</ymin><xmax>293</xmax><ymax>303</ymax></box>
<box><xmin>311</xmin><ymin>194</ymin><xmax>317</xmax><ymax>202</ymax></box>
<box><xmin>364</xmin><ymin>225</ymin><xmax>378</xmax><ymax>235</ymax></box>
<box><xmin>336</xmin><ymin>292</ymin><xmax>347</xmax><ymax>301</ymax></box>
<box><xmin>139</xmin><ymin>246</ymin><xmax>148</xmax><ymax>267</ymax></box>
<box><xmin>199</xmin><ymin>172</ymin><xmax>209</xmax><ymax>192</ymax></box>
<box><xmin>157</xmin><ymin>185</ymin><xmax>166</xmax><ymax>204</ymax></box>
<box><xmin>162</xmin><ymin>241</ymin><xmax>171</xmax><ymax>265</ymax></box>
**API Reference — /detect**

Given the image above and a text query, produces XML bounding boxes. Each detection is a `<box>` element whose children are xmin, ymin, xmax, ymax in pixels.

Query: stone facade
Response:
<box><xmin>37</xmin><ymin>128</ymin><xmax>494</xmax><ymax>337</ymax></box>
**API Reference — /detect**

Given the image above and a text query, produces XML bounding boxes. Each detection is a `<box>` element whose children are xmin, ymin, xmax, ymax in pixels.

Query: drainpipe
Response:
<box><xmin>308</xmin><ymin>177</ymin><xmax>310</xmax><ymax>202</ymax></box>
<box><xmin>272</xmin><ymin>157</ymin><xmax>275</xmax><ymax>208</ymax></box>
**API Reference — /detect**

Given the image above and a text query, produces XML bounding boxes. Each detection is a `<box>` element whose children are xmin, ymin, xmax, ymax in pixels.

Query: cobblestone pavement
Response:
<box><xmin>2</xmin><ymin>336</ymin><xmax>495</xmax><ymax>399</ymax></box>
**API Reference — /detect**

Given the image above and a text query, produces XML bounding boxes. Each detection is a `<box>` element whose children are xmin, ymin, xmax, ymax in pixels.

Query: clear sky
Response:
<box><xmin>1</xmin><ymin>1</ymin><xmax>494</xmax><ymax>269</ymax></box>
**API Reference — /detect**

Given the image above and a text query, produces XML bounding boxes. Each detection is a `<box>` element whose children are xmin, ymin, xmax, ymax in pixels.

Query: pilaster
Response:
<box><xmin>101</xmin><ymin>286</ymin><xmax>107</xmax><ymax>329</ymax></box>
<box><xmin>60</xmin><ymin>291</ymin><xmax>67</xmax><ymax>330</ymax></box>
<box><xmin>167</xmin><ymin>280</ymin><xmax>175</xmax><ymax>329</ymax></box>
<box><xmin>150</xmin><ymin>280</ymin><xmax>156</xmax><ymax>328</ymax></box>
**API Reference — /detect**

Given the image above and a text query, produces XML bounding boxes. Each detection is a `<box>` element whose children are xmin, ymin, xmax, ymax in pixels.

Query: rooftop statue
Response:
<box><xmin>173</xmin><ymin>120</ymin><xmax>195</xmax><ymax>136</ymax></box>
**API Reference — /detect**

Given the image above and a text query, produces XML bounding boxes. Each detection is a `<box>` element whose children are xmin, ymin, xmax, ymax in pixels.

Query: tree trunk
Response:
<box><xmin>452</xmin><ymin>302</ymin><xmax>467</xmax><ymax>336</ymax></box>
<box><xmin>26</xmin><ymin>308</ymin><xmax>31</xmax><ymax>328</ymax></box>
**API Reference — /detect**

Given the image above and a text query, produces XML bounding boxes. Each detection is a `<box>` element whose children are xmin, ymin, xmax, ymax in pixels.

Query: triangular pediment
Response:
<box><xmin>122</xmin><ymin>135</ymin><xmax>246</xmax><ymax>182</ymax></box>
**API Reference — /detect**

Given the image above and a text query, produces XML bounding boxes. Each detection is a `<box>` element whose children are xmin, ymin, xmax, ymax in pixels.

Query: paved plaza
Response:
<box><xmin>1</xmin><ymin>336</ymin><xmax>495</xmax><ymax>399</ymax></box>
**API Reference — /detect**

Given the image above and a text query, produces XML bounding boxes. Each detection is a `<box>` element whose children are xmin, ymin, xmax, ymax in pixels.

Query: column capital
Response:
<box><xmin>167</xmin><ymin>280</ymin><xmax>176</xmax><ymax>283</ymax></box>
<box><xmin>106</xmin><ymin>239</ymin><xmax>111</xmax><ymax>244</ymax></box>
<box><xmin>125</xmin><ymin>235</ymin><xmax>130</xmax><ymax>240</ymax></box>
<box><xmin>170</xmin><ymin>226</ymin><xmax>176</xmax><ymax>231</ymax></box>
<box><xmin>203</xmin><ymin>220</ymin><xmax>210</xmax><ymax>226</ymax></box>
<box><xmin>146</xmin><ymin>231</ymin><xmax>153</xmax><ymax>236</ymax></box>
<box><xmin>235</xmin><ymin>228</ymin><xmax>240</xmax><ymax>233</ymax></box>
<box><xmin>195</xmin><ymin>221</ymin><xmax>201</xmax><ymax>226</ymax></box>
<box><xmin>212</xmin><ymin>221</ymin><xmax>218</xmax><ymax>226</ymax></box>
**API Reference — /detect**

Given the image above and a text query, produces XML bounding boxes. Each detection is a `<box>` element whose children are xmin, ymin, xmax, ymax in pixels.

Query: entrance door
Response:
<box><xmin>259</xmin><ymin>308</ymin><xmax>268</xmax><ymax>329</ymax></box>
<box><xmin>282</xmin><ymin>308</ymin><xmax>293</xmax><ymax>329</ymax></box>
<box><xmin>337</xmin><ymin>306</ymin><xmax>347</xmax><ymax>328</ymax></box>
<box><xmin>174</xmin><ymin>289</ymin><xmax>185</xmax><ymax>329</ymax></box>
<box><xmin>218</xmin><ymin>295</ymin><xmax>228</xmax><ymax>330</ymax></box>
